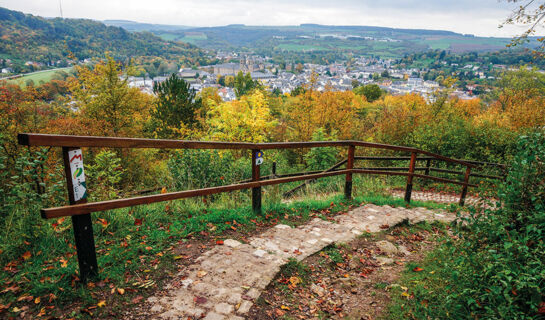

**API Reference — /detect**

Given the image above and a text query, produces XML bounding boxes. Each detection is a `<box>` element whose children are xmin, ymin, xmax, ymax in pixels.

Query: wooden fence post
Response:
<box><xmin>404</xmin><ymin>152</ymin><xmax>417</xmax><ymax>203</ymax></box>
<box><xmin>424</xmin><ymin>158</ymin><xmax>431</xmax><ymax>176</ymax></box>
<box><xmin>345</xmin><ymin>145</ymin><xmax>355</xmax><ymax>199</ymax></box>
<box><xmin>459</xmin><ymin>167</ymin><xmax>472</xmax><ymax>206</ymax></box>
<box><xmin>252</xmin><ymin>149</ymin><xmax>262</xmax><ymax>215</ymax></box>
<box><xmin>62</xmin><ymin>147</ymin><xmax>98</xmax><ymax>282</ymax></box>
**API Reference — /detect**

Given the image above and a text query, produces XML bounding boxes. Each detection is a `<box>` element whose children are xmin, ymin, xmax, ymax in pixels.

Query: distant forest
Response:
<box><xmin>0</xmin><ymin>7</ymin><xmax>214</xmax><ymax>72</ymax></box>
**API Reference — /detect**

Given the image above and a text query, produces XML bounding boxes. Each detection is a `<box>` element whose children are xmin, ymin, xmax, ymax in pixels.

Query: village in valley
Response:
<box><xmin>126</xmin><ymin>51</ymin><xmax>534</xmax><ymax>101</ymax></box>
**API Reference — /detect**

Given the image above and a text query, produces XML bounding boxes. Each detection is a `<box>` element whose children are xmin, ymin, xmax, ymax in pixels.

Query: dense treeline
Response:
<box><xmin>0</xmin><ymin>7</ymin><xmax>213</xmax><ymax>73</ymax></box>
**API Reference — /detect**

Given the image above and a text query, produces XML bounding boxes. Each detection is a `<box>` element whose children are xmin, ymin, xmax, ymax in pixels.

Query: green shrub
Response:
<box><xmin>167</xmin><ymin>149</ymin><xmax>250</xmax><ymax>190</ymax></box>
<box><xmin>304</xmin><ymin>128</ymin><xmax>339</xmax><ymax>170</ymax></box>
<box><xmin>87</xmin><ymin>150</ymin><xmax>125</xmax><ymax>200</ymax></box>
<box><xmin>403</xmin><ymin>131</ymin><xmax>545</xmax><ymax>319</ymax></box>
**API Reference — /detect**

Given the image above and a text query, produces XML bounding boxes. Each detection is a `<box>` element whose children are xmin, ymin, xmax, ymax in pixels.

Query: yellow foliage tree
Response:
<box><xmin>207</xmin><ymin>90</ymin><xmax>277</xmax><ymax>142</ymax></box>
<box><xmin>69</xmin><ymin>56</ymin><xmax>153</xmax><ymax>136</ymax></box>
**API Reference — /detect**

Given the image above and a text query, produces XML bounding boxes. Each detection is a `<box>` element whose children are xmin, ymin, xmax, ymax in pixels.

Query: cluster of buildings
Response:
<box><xmin>127</xmin><ymin>53</ymin><xmax>479</xmax><ymax>101</ymax></box>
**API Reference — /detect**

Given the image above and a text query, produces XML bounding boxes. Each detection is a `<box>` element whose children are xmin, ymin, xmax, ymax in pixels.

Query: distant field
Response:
<box><xmin>156</xmin><ymin>32</ymin><xmax>207</xmax><ymax>44</ymax></box>
<box><xmin>419</xmin><ymin>36</ymin><xmax>509</xmax><ymax>52</ymax></box>
<box><xmin>276</xmin><ymin>42</ymin><xmax>332</xmax><ymax>51</ymax></box>
<box><xmin>7</xmin><ymin>67</ymin><xmax>73</xmax><ymax>87</ymax></box>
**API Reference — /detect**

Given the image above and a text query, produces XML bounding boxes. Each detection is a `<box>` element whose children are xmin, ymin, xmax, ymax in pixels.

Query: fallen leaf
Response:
<box><xmin>413</xmin><ymin>267</ymin><xmax>424</xmax><ymax>272</ymax></box>
<box><xmin>216</xmin><ymin>240</ymin><xmax>224</xmax><ymax>245</ymax></box>
<box><xmin>37</xmin><ymin>307</ymin><xmax>46</xmax><ymax>316</ymax></box>
<box><xmin>275</xmin><ymin>309</ymin><xmax>286</xmax><ymax>317</ymax></box>
<box><xmin>197</xmin><ymin>270</ymin><xmax>207</xmax><ymax>278</ymax></box>
<box><xmin>97</xmin><ymin>218</ymin><xmax>108</xmax><ymax>228</ymax></box>
<box><xmin>97</xmin><ymin>300</ymin><xmax>106</xmax><ymax>308</ymax></box>
<box><xmin>281</xmin><ymin>305</ymin><xmax>290</xmax><ymax>310</ymax></box>
<box><xmin>131</xmin><ymin>296</ymin><xmax>144</xmax><ymax>304</ymax></box>
<box><xmin>60</xmin><ymin>258</ymin><xmax>68</xmax><ymax>268</ymax></box>
<box><xmin>117</xmin><ymin>288</ymin><xmax>125</xmax><ymax>295</ymax></box>
<box><xmin>161</xmin><ymin>187</ymin><xmax>167</xmax><ymax>194</ymax></box>
<box><xmin>34</xmin><ymin>297</ymin><xmax>40</xmax><ymax>304</ymax></box>
<box><xmin>194</xmin><ymin>296</ymin><xmax>207</xmax><ymax>304</ymax></box>
<box><xmin>538</xmin><ymin>302</ymin><xmax>545</xmax><ymax>314</ymax></box>
<box><xmin>289</xmin><ymin>276</ymin><xmax>301</xmax><ymax>287</ymax></box>
<box><xmin>22</xmin><ymin>251</ymin><xmax>31</xmax><ymax>260</ymax></box>
<box><xmin>134</xmin><ymin>218</ymin><xmax>143</xmax><ymax>226</ymax></box>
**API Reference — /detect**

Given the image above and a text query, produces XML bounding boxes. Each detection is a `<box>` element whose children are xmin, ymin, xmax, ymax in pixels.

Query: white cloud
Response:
<box><xmin>0</xmin><ymin>0</ymin><xmax>540</xmax><ymax>37</ymax></box>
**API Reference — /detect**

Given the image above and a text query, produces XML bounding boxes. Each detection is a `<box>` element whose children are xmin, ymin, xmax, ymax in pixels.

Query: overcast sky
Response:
<box><xmin>0</xmin><ymin>0</ymin><xmax>540</xmax><ymax>37</ymax></box>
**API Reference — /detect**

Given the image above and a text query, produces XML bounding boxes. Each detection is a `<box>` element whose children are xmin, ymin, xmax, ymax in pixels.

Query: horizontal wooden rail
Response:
<box><xmin>429</xmin><ymin>167</ymin><xmax>503</xmax><ymax>180</ymax></box>
<box><xmin>18</xmin><ymin>133</ymin><xmax>477</xmax><ymax>168</ymax></box>
<box><xmin>350</xmin><ymin>169</ymin><xmax>477</xmax><ymax>187</ymax></box>
<box><xmin>41</xmin><ymin>170</ymin><xmax>351</xmax><ymax>218</ymax></box>
<box><xmin>354</xmin><ymin>156</ymin><xmax>505</xmax><ymax>168</ymax></box>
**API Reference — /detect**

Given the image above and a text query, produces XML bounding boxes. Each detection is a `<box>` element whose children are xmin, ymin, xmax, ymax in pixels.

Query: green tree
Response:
<box><xmin>353</xmin><ymin>84</ymin><xmax>383</xmax><ymax>102</ymax></box>
<box><xmin>152</xmin><ymin>73</ymin><xmax>201</xmax><ymax>138</ymax></box>
<box><xmin>234</xmin><ymin>71</ymin><xmax>260</xmax><ymax>97</ymax></box>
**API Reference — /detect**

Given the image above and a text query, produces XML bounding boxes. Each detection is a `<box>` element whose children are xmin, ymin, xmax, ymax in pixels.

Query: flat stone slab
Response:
<box><xmin>146</xmin><ymin>204</ymin><xmax>455</xmax><ymax>319</ymax></box>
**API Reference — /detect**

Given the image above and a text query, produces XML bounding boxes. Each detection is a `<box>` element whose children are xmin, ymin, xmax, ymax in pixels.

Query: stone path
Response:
<box><xmin>390</xmin><ymin>189</ymin><xmax>495</xmax><ymax>208</ymax></box>
<box><xmin>146</xmin><ymin>204</ymin><xmax>456</xmax><ymax>319</ymax></box>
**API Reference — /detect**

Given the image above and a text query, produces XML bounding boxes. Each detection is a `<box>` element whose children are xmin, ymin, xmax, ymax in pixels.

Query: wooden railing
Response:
<box><xmin>18</xmin><ymin>133</ymin><xmax>498</xmax><ymax>281</ymax></box>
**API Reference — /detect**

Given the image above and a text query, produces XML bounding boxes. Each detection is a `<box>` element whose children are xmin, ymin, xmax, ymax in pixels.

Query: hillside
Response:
<box><xmin>105</xmin><ymin>21</ymin><xmax>514</xmax><ymax>58</ymax></box>
<box><xmin>0</xmin><ymin>7</ymin><xmax>210</xmax><ymax>73</ymax></box>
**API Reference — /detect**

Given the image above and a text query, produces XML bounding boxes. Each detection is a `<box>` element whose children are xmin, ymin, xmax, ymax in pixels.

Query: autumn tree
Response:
<box><xmin>151</xmin><ymin>73</ymin><xmax>201</xmax><ymax>138</ymax></box>
<box><xmin>69</xmin><ymin>56</ymin><xmax>152</xmax><ymax>136</ymax></box>
<box><xmin>207</xmin><ymin>90</ymin><xmax>277</xmax><ymax>142</ymax></box>
<box><xmin>501</xmin><ymin>0</ymin><xmax>545</xmax><ymax>55</ymax></box>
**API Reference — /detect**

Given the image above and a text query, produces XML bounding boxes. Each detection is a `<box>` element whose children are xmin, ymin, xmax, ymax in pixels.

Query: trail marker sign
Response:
<box><xmin>68</xmin><ymin>149</ymin><xmax>87</xmax><ymax>201</ymax></box>
<box><xmin>255</xmin><ymin>150</ymin><xmax>264</xmax><ymax>165</ymax></box>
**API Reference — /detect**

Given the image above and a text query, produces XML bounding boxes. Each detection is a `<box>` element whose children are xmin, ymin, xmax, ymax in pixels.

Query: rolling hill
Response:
<box><xmin>0</xmin><ymin>7</ymin><xmax>210</xmax><ymax>73</ymax></box>
<box><xmin>104</xmin><ymin>20</ymin><xmax>514</xmax><ymax>58</ymax></box>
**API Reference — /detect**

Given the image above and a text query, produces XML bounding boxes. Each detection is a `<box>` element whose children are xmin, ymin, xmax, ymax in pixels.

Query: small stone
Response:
<box><xmin>376</xmin><ymin>240</ymin><xmax>398</xmax><ymax>256</ymax></box>
<box><xmin>237</xmin><ymin>300</ymin><xmax>253</xmax><ymax>314</ymax></box>
<box><xmin>311</xmin><ymin>284</ymin><xmax>326</xmax><ymax>297</ymax></box>
<box><xmin>253</xmin><ymin>249</ymin><xmax>267</xmax><ymax>258</ymax></box>
<box><xmin>150</xmin><ymin>304</ymin><xmax>163</xmax><ymax>313</ymax></box>
<box><xmin>215</xmin><ymin>303</ymin><xmax>234</xmax><ymax>314</ymax></box>
<box><xmin>224</xmin><ymin>239</ymin><xmax>242</xmax><ymax>247</ymax></box>
<box><xmin>245</xmin><ymin>288</ymin><xmax>260</xmax><ymax>300</ymax></box>
<box><xmin>227</xmin><ymin>292</ymin><xmax>242</xmax><ymax>304</ymax></box>
<box><xmin>204</xmin><ymin>312</ymin><xmax>225</xmax><ymax>320</ymax></box>
<box><xmin>398</xmin><ymin>245</ymin><xmax>411</xmax><ymax>256</ymax></box>
<box><xmin>376</xmin><ymin>256</ymin><xmax>394</xmax><ymax>265</ymax></box>
<box><xmin>275</xmin><ymin>224</ymin><xmax>291</xmax><ymax>229</ymax></box>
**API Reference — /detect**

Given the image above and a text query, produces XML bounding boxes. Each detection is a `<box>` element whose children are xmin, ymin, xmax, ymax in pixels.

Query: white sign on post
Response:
<box><xmin>255</xmin><ymin>150</ymin><xmax>264</xmax><ymax>166</ymax></box>
<box><xmin>68</xmin><ymin>149</ymin><xmax>88</xmax><ymax>202</ymax></box>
